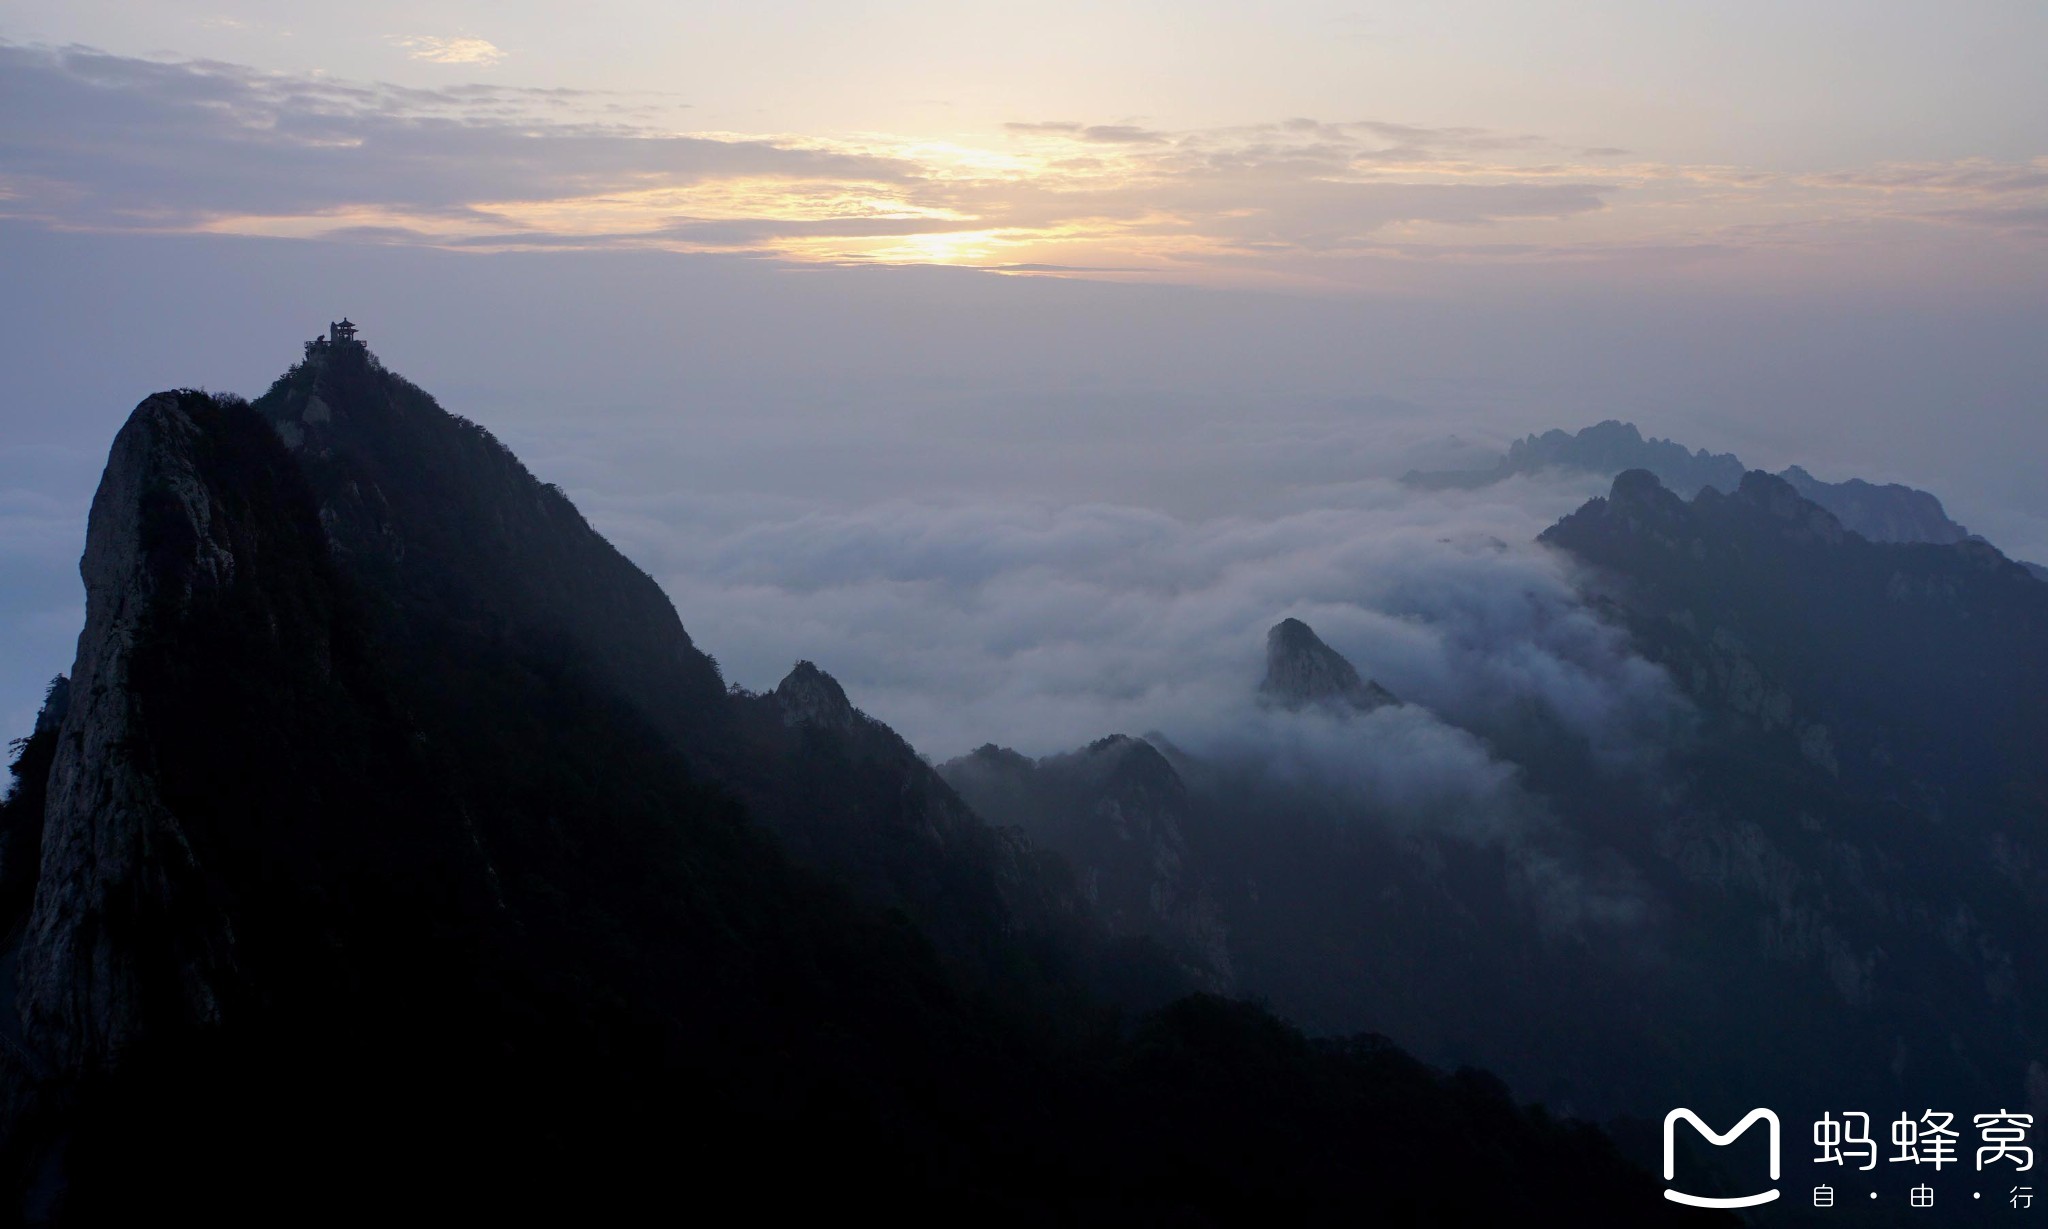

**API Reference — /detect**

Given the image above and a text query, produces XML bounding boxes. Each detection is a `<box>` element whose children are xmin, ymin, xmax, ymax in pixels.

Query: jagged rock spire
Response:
<box><xmin>1258</xmin><ymin>618</ymin><xmax>1397</xmax><ymax>712</ymax></box>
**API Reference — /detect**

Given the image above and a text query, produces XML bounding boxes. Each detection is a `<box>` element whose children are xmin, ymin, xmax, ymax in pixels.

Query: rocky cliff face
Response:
<box><xmin>19</xmin><ymin>394</ymin><xmax>337</xmax><ymax>1071</ymax></box>
<box><xmin>1258</xmin><ymin>617</ymin><xmax>1397</xmax><ymax>712</ymax></box>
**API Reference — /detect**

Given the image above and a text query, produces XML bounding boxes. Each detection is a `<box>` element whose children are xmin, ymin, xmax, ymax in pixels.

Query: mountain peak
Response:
<box><xmin>1578</xmin><ymin>419</ymin><xmax>1645</xmax><ymax>446</ymax></box>
<box><xmin>301</xmin><ymin>317</ymin><xmax>370</xmax><ymax>365</ymax></box>
<box><xmin>964</xmin><ymin>742</ymin><xmax>1034</xmax><ymax>771</ymax></box>
<box><xmin>774</xmin><ymin>660</ymin><xmax>858</xmax><ymax>730</ymax></box>
<box><xmin>1734</xmin><ymin>467</ymin><xmax>1800</xmax><ymax>505</ymax></box>
<box><xmin>1074</xmin><ymin>733</ymin><xmax>1183</xmax><ymax>795</ymax></box>
<box><xmin>1609</xmin><ymin>466</ymin><xmax>1678</xmax><ymax>508</ymax></box>
<box><xmin>1259</xmin><ymin>618</ymin><xmax>1397</xmax><ymax>712</ymax></box>
<box><xmin>1548</xmin><ymin>469</ymin><xmax>1693</xmax><ymax>548</ymax></box>
<box><xmin>1547</xmin><ymin>466</ymin><xmax>1855</xmax><ymax>558</ymax></box>
<box><xmin>245</xmin><ymin>340</ymin><xmax>734</xmax><ymax>754</ymax></box>
<box><xmin>1728</xmin><ymin>469</ymin><xmax>1849</xmax><ymax>544</ymax></box>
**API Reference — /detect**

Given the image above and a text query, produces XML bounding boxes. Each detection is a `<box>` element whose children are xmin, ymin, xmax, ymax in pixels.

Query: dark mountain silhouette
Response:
<box><xmin>1535</xmin><ymin>470</ymin><xmax>2048</xmax><ymax>1116</ymax></box>
<box><xmin>945</xmin><ymin>622</ymin><xmax>1673</xmax><ymax>1120</ymax></box>
<box><xmin>1405</xmin><ymin>420</ymin><xmax>1985</xmax><ymax>549</ymax></box>
<box><xmin>724</xmin><ymin>659</ymin><xmax>1163</xmax><ymax>1004</ymax></box>
<box><xmin>939</xmin><ymin>735</ymin><xmax>1232</xmax><ymax>990</ymax></box>
<box><xmin>1541</xmin><ymin>468</ymin><xmax>2047</xmax><ymax>821</ymax></box>
<box><xmin>956</xmin><ymin>496</ymin><xmax>2048</xmax><ymax>1169</ymax></box>
<box><xmin>0</xmin><ymin>339</ymin><xmax>1712</xmax><ymax>1224</ymax></box>
<box><xmin>248</xmin><ymin>333</ymin><xmax>1113</xmax><ymax>1004</ymax></box>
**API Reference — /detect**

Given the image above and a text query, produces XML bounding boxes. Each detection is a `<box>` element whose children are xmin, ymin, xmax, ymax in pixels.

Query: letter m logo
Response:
<box><xmin>1663</xmin><ymin>1107</ymin><xmax>1782</xmax><ymax>1208</ymax></box>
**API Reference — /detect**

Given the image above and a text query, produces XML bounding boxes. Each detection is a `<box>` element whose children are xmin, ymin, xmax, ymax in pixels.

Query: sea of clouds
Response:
<box><xmin>577</xmin><ymin>458</ymin><xmax>1686</xmax><ymax>934</ymax></box>
<box><xmin>594</xmin><ymin>468</ymin><xmax>1678</xmax><ymax>765</ymax></box>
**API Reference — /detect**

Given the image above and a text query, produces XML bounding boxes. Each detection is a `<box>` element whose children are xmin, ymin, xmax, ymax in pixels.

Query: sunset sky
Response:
<box><xmin>3</xmin><ymin>2</ymin><xmax>2046</xmax><ymax>742</ymax></box>
<box><xmin>5</xmin><ymin>1</ymin><xmax>2047</xmax><ymax>287</ymax></box>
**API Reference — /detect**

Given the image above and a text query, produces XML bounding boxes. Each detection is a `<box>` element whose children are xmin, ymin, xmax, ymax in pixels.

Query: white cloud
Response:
<box><xmin>394</xmin><ymin>36</ymin><xmax>505</xmax><ymax>67</ymax></box>
<box><xmin>585</xmin><ymin>464</ymin><xmax>1677</xmax><ymax>935</ymax></box>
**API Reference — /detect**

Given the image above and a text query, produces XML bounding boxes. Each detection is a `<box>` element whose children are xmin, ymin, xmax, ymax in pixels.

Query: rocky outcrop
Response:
<box><xmin>17</xmin><ymin>394</ymin><xmax>259</xmax><ymax>1070</ymax></box>
<box><xmin>1258</xmin><ymin>618</ymin><xmax>1397</xmax><ymax>712</ymax></box>
<box><xmin>773</xmin><ymin>661</ymin><xmax>858</xmax><ymax>732</ymax></box>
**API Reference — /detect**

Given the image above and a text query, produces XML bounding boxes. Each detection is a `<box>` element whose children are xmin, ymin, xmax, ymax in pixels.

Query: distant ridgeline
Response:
<box><xmin>1404</xmin><ymin>421</ymin><xmax>2046</xmax><ymax>571</ymax></box>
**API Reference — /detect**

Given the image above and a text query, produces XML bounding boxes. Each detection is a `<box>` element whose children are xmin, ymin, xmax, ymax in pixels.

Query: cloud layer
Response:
<box><xmin>5</xmin><ymin>41</ymin><xmax>2045</xmax><ymax>286</ymax></box>
<box><xmin>0</xmin><ymin>42</ymin><xmax>905</xmax><ymax>231</ymax></box>
<box><xmin>594</xmin><ymin>467</ymin><xmax>1682</xmax><ymax>768</ymax></box>
<box><xmin>592</xmin><ymin>466</ymin><xmax>1681</xmax><ymax>934</ymax></box>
